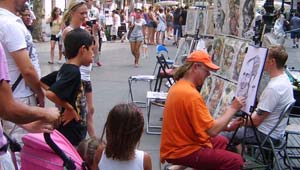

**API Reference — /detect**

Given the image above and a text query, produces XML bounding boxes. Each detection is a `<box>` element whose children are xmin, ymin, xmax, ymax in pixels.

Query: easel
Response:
<box><xmin>227</xmin><ymin>109</ymin><xmax>269</xmax><ymax>164</ymax></box>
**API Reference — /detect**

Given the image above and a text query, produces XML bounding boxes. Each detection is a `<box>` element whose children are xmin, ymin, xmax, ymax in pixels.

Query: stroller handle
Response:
<box><xmin>43</xmin><ymin>133</ymin><xmax>76</xmax><ymax>170</ymax></box>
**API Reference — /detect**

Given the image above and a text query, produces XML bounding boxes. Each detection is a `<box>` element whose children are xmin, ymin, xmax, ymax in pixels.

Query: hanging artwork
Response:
<box><xmin>185</xmin><ymin>9</ymin><xmax>200</xmax><ymax>36</ymax></box>
<box><xmin>241</xmin><ymin>0</ymin><xmax>255</xmax><ymax>38</ymax></box>
<box><xmin>232</xmin><ymin>42</ymin><xmax>248</xmax><ymax>81</ymax></box>
<box><xmin>207</xmin><ymin>77</ymin><xmax>225</xmax><ymax>115</ymax></box>
<box><xmin>215</xmin><ymin>82</ymin><xmax>237</xmax><ymax>118</ymax></box>
<box><xmin>201</xmin><ymin>76</ymin><xmax>214</xmax><ymax>102</ymax></box>
<box><xmin>210</xmin><ymin>36</ymin><xmax>225</xmax><ymax>68</ymax></box>
<box><xmin>228</xmin><ymin>0</ymin><xmax>241</xmax><ymax>36</ymax></box>
<box><xmin>197</xmin><ymin>10</ymin><xmax>207</xmax><ymax>35</ymax></box>
<box><xmin>219</xmin><ymin>38</ymin><xmax>237</xmax><ymax>79</ymax></box>
<box><xmin>173</xmin><ymin>38</ymin><xmax>193</xmax><ymax>67</ymax></box>
<box><xmin>205</xmin><ymin>9</ymin><xmax>215</xmax><ymax>35</ymax></box>
<box><xmin>236</xmin><ymin>45</ymin><xmax>268</xmax><ymax>114</ymax></box>
<box><xmin>214</xmin><ymin>0</ymin><xmax>227</xmax><ymax>34</ymax></box>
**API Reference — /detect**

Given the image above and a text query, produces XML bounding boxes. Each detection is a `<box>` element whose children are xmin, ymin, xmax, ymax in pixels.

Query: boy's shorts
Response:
<box><xmin>291</xmin><ymin>31</ymin><xmax>300</xmax><ymax>39</ymax></box>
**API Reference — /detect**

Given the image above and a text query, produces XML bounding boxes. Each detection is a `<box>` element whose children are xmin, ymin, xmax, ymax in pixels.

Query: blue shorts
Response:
<box><xmin>291</xmin><ymin>31</ymin><xmax>300</xmax><ymax>39</ymax></box>
<box><xmin>129</xmin><ymin>36</ymin><xmax>144</xmax><ymax>42</ymax></box>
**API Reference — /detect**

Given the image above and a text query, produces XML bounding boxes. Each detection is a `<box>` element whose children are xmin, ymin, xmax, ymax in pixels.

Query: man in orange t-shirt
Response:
<box><xmin>160</xmin><ymin>50</ymin><xmax>245</xmax><ymax>170</ymax></box>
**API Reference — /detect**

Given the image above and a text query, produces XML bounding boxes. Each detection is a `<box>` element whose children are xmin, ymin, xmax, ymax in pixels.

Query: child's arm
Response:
<box><xmin>40</xmin><ymin>81</ymin><xmax>49</xmax><ymax>90</ymax></box>
<box><xmin>144</xmin><ymin>152</ymin><xmax>152</xmax><ymax>170</ymax></box>
<box><xmin>46</xmin><ymin>90</ymin><xmax>80</xmax><ymax>125</ymax></box>
<box><xmin>91</xmin><ymin>143</ymin><xmax>105</xmax><ymax>170</ymax></box>
<box><xmin>86</xmin><ymin>91</ymin><xmax>96</xmax><ymax>137</ymax></box>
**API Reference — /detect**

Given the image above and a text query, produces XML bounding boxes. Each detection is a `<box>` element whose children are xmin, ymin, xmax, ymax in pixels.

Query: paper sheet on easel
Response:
<box><xmin>196</xmin><ymin>39</ymin><xmax>207</xmax><ymax>52</ymax></box>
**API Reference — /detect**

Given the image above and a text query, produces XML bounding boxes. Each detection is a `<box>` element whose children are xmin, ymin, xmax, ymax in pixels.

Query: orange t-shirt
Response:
<box><xmin>160</xmin><ymin>79</ymin><xmax>215</xmax><ymax>162</ymax></box>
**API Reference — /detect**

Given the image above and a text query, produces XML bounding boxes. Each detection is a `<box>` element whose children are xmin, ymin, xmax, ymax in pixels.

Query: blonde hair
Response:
<box><xmin>62</xmin><ymin>0</ymin><xmax>86</xmax><ymax>25</ymax></box>
<box><xmin>174</xmin><ymin>62</ymin><xmax>194</xmax><ymax>81</ymax></box>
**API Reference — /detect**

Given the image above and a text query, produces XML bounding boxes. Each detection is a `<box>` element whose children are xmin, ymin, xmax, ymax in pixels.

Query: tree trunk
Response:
<box><xmin>32</xmin><ymin>0</ymin><xmax>44</xmax><ymax>42</ymax></box>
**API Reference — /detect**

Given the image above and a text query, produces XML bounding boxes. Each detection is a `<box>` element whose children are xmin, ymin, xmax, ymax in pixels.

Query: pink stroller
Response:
<box><xmin>20</xmin><ymin>130</ymin><xmax>87</xmax><ymax>170</ymax></box>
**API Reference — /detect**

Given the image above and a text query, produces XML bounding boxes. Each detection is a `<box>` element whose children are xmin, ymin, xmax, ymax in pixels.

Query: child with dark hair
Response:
<box><xmin>92</xmin><ymin>103</ymin><xmax>152</xmax><ymax>170</ymax></box>
<box><xmin>41</xmin><ymin>28</ymin><xmax>94</xmax><ymax>146</ymax></box>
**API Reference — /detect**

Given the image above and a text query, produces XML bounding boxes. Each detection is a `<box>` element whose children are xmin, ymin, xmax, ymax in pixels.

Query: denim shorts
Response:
<box><xmin>129</xmin><ymin>36</ymin><xmax>144</xmax><ymax>42</ymax></box>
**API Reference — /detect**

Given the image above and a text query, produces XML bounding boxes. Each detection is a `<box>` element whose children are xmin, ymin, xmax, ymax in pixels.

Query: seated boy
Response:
<box><xmin>41</xmin><ymin>28</ymin><xmax>94</xmax><ymax>146</ymax></box>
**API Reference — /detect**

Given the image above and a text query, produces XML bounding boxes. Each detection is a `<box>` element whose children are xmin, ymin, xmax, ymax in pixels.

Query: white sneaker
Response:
<box><xmin>57</xmin><ymin>60</ymin><xmax>64</xmax><ymax>64</ymax></box>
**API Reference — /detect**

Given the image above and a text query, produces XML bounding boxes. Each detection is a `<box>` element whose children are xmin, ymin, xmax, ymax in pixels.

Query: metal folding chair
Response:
<box><xmin>128</xmin><ymin>75</ymin><xmax>156</xmax><ymax>107</ymax></box>
<box><xmin>153</xmin><ymin>45</ymin><xmax>174</xmax><ymax>75</ymax></box>
<box><xmin>243</xmin><ymin>101</ymin><xmax>296</xmax><ymax>170</ymax></box>
<box><xmin>146</xmin><ymin>91</ymin><xmax>168</xmax><ymax>135</ymax></box>
<box><xmin>154</xmin><ymin>54</ymin><xmax>175</xmax><ymax>92</ymax></box>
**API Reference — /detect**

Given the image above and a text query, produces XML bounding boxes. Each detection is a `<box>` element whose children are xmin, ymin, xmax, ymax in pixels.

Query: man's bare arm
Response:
<box><xmin>10</xmin><ymin>49</ymin><xmax>45</xmax><ymax>106</ymax></box>
<box><xmin>0</xmin><ymin>80</ymin><xmax>59</xmax><ymax>124</ymax></box>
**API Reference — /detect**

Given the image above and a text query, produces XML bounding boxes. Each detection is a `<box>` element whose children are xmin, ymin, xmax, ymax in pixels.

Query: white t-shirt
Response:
<box><xmin>98</xmin><ymin>149</ymin><xmax>144</xmax><ymax>170</ymax></box>
<box><xmin>80</xmin><ymin>64</ymin><xmax>92</xmax><ymax>81</ymax></box>
<box><xmin>257</xmin><ymin>73</ymin><xmax>294</xmax><ymax>139</ymax></box>
<box><xmin>0</xmin><ymin>8</ymin><xmax>41</xmax><ymax>98</ymax></box>
<box><xmin>88</xmin><ymin>5</ymin><xmax>99</xmax><ymax>20</ymax></box>
<box><xmin>130</xmin><ymin>18</ymin><xmax>146</xmax><ymax>38</ymax></box>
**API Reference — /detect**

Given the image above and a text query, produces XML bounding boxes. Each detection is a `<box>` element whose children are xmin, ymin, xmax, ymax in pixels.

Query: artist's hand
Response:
<box><xmin>226</xmin><ymin>117</ymin><xmax>244</xmax><ymax>131</ymax></box>
<box><xmin>62</xmin><ymin>108</ymin><xmax>80</xmax><ymax>126</ymax></box>
<box><xmin>231</xmin><ymin>96</ymin><xmax>245</xmax><ymax>111</ymax></box>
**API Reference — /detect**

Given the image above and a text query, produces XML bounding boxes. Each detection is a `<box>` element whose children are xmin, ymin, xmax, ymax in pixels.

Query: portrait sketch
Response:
<box><xmin>197</xmin><ymin>10</ymin><xmax>207</xmax><ymax>35</ymax></box>
<box><xmin>208</xmin><ymin>77</ymin><xmax>225</xmax><ymax>116</ymax></box>
<box><xmin>228</xmin><ymin>0</ymin><xmax>240</xmax><ymax>36</ymax></box>
<box><xmin>200</xmin><ymin>76</ymin><xmax>214</xmax><ymax>102</ymax></box>
<box><xmin>214</xmin><ymin>0</ymin><xmax>227</xmax><ymax>34</ymax></box>
<box><xmin>215</xmin><ymin>82</ymin><xmax>237</xmax><ymax>118</ymax></box>
<box><xmin>210</xmin><ymin>36</ymin><xmax>225</xmax><ymax>68</ymax></box>
<box><xmin>206</xmin><ymin>9</ymin><xmax>215</xmax><ymax>35</ymax></box>
<box><xmin>173</xmin><ymin>38</ymin><xmax>193</xmax><ymax>67</ymax></box>
<box><xmin>185</xmin><ymin>9</ymin><xmax>199</xmax><ymax>36</ymax></box>
<box><xmin>219</xmin><ymin>38</ymin><xmax>237</xmax><ymax>79</ymax></box>
<box><xmin>232</xmin><ymin>41</ymin><xmax>248</xmax><ymax>81</ymax></box>
<box><xmin>236</xmin><ymin>45</ymin><xmax>268</xmax><ymax>114</ymax></box>
<box><xmin>241</xmin><ymin>0</ymin><xmax>255</xmax><ymax>38</ymax></box>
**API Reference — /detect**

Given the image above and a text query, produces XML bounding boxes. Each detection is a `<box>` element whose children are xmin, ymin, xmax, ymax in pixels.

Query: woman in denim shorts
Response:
<box><xmin>128</xmin><ymin>9</ymin><xmax>146</xmax><ymax>67</ymax></box>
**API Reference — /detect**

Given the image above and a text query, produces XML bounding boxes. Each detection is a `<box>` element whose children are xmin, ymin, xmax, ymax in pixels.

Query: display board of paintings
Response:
<box><xmin>184</xmin><ymin>8</ymin><xmax>208</xmax><ymax>36</ymax></box>
<box><xmin>210</xmin><ymin>0</ymin><xmax>255</xmax><ymax>38</ymax></box>
<box><xmin>173</xmin><ymin>38</ymin><xmax>194</xmax><ymax>67</ymax></box>
<box><xmin>201</xmin><ymin>75</ymin><xmax>237</xmax><ymax>118</ymax></box>
<box><xmin>200</xmin><ymin>35</ymin><xmax>267</xmax><ymax>118</ymax></box>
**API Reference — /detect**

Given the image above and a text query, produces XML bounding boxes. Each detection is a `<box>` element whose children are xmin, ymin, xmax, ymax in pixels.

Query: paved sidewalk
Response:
<box><xmin>36</xmin><ymin>37</ymin><xmax>299</xmax><ymax>170</ymax></box>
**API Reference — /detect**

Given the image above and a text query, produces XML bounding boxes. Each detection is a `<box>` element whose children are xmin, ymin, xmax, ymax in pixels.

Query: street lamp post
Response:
<box><xmin>263</xmin><ymin>0</ymin><xmax>275</xmax><ymax>33</ymax></box>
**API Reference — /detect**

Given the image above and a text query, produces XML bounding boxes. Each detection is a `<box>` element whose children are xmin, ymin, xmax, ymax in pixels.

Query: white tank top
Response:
<box><xmin>98</xmin><ymin>149</ymin><xmax>144</xmax><ymax>170</ymax></box>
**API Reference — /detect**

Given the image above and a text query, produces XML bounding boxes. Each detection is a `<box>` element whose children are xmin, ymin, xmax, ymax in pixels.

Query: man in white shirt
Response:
<box><xmin>0</xmin><ymin>0</ymin><xmax>45</xmax><ymax>168</ymax></box>
<box><xmin>222</xmin><ymin>45</ymin><xmax>295</xmax><ymax>149</ymax></box>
